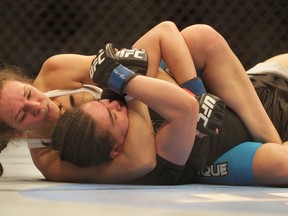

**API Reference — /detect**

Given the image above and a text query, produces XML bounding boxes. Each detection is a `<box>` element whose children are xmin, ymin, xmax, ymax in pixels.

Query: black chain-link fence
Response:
<box><xmin>0</xmin><ymin>0</ymin><xmax>287</xmax><ymax>77</ymax></box>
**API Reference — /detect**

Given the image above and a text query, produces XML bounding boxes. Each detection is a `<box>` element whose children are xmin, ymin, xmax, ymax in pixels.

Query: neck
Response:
<box><xmin>24</xmin><ymin>125</ymin><xmax>54</xmax><ymax>139</ymax></box>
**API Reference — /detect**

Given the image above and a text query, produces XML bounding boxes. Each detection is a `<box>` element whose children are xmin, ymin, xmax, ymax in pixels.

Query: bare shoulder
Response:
<box><xmin>33</xmin><ymin>54</ymin><xmax>95</xmax><ymax>91</ymax></box>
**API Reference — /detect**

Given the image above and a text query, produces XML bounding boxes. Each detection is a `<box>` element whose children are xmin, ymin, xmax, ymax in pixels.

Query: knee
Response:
<box><xmin>181</xmin><ymin>24</ymin><xmax>228</xmax><ymax>57</ymax></box>
<box><xmin>156</xmin><ymin>21</ymin><xmax>178</xmax><ymax>33</ymax></box>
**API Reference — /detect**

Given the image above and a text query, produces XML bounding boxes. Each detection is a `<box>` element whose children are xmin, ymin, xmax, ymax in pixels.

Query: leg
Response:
<box><xmin>193</xmin><ymin>141</ymin><xmax>288</xmax><ymax>186</ymax></box>
<box><xmin>192</xmin><ymin>142</ymin><xmax>262</xmax><ymax>186</ymax></box>
<box><xmin>264</xmin><ymin>53</ymin><xmax>288</xmax><ymax>68</ymax></box>
<box><xmin>253</xmin><ymin>143</ymin><xmax>288</xmax><ymax>186</ymax></box>
<box><xmin>132</xmin><ymin>21</ymin><xmax>197</xmax><ymax>84</ymax></box>
<box><xmin>181</xmin><ymin>24</ymin><xmax>281</xmax><ymax>144</ymax></box>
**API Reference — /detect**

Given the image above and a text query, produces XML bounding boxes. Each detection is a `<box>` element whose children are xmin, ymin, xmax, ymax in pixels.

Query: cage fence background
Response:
<box><xmin>0</xmin><ymin>0</ymin><xmax>287</xmax><ymax>78</ymax></box>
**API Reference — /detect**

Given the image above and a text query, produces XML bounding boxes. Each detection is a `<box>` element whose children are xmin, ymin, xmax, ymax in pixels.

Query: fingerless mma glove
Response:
<box><xmin>196</xmin><ymin>93</ymin><xmax>226</xmax><ymax>135</ymax></box>
<box><xmin>90</xmin><ymin>43</ymin><xmax>147</xmax><ymax>95</ymax></box>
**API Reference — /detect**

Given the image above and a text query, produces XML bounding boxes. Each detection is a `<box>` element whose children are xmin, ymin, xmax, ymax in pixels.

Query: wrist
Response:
<box><xmin>108</xmin><ymin>65</ymin><xmax>137</xmax><ymax>95</ymax></box>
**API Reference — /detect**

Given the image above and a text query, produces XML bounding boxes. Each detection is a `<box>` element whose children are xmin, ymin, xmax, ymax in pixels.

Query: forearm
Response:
<box><xmin>124</xmin><ymin>75</ymin><xmax>196</xmax><ymax>121</ymax></box>
<box><xmin>31</xmin><ymin>142</ymin><xmax>155</xmax><ymax>183</ymax></box>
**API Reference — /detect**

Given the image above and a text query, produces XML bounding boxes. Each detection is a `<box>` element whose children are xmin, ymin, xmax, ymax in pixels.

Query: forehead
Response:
<box><xmin>0</xmin><ymin>81</ymin><xmax>26</xmax><ymax>101</ymax></box>
<box><xmin>3</xmin><ymin>80</ymin><xmax>25</xmax><ymax>90</ymax></box>
<box><xmin>80</xmin><ymin>101</ymin><xmax>112</xmax><ymax>130</ymax></box>
<box><xmin>81</xmin><ymin>101</ymin><xmax>107</xmax><ymax>116</ymax></box>
<box><xmin>0</xmin><ymin>81</ymin><xmax>24</xmax><ymax>124</ymax></box>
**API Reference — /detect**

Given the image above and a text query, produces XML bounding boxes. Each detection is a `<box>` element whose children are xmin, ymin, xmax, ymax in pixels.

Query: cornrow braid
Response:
<box><xmin>52</xmin><ymin>108</ymin><xmax>115</xmax><ymax>167</ymax></box>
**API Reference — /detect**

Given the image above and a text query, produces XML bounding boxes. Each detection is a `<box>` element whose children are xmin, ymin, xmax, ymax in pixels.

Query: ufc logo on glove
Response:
<box><xmin>90</xmin><ymin>50</ymin><xmax>106</xmax><ymax>78</ymax></box>
<box><xmin>90</xmin><ymin>43</ymin><xmax>148</xmax><ymax>80</ymax></box>
<box><xmin>196</xmin><ymin>93</ymin><xmax>226</xmax><ymax>136</ymax></box>
<box><xmin>116</xmin><ymin>49</ymin><xmax>146</xmax><ymax>60</ymax></box>
<box><xmin>198</xmin><ymin>95</ymin><xmax>216</xmax><ymax>127</ymax></box>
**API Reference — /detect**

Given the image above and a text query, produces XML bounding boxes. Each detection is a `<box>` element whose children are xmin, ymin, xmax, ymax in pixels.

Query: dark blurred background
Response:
<box><xmin>0</xmin><ymin>0</ymin><xmax>287</xmax><ymax>77</ymax></box>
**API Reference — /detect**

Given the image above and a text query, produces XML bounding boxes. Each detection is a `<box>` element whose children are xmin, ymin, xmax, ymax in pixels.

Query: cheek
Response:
<box><xmin>95</xmin><ymin>116</ymin><xmax>111</xmax><ymax>132</ymax></box>
<box><xmin>118</xmin><ymin>115</ymin><xmax>129</xmax><ymax>135</ymax></box>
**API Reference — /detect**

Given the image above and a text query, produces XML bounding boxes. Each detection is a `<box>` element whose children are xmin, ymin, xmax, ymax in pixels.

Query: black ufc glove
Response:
<box><xmin>196</xmin><ymin>93</ymin><xmax>226</xmax><ymax>135</ymax></box>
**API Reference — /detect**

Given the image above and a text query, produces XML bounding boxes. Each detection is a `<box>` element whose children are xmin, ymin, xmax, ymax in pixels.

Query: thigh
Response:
<box><xmin>265</xmin><ymin>53</ymin><xmax>288</xmax><ymax>69</ymax></box>
<box><xmin>252</xmin><ymin>142</ymin><xmax>288</xmax><ymax>186</ymax></box>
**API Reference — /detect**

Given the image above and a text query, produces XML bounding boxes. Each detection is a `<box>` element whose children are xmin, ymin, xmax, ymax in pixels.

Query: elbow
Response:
<box><xmin>181</xmin><ymin>94</ymin><xmax>199</xmax><ymax>119</ymax></box>
<box><xmin>135</xmin><ymin>154</ymin><xmax>157</xmax><ymax>174</ymax></box>
<box><xmin>173</xmin><ymin>94</ymin><xmax>199</xmax><ymax>130</ymax></box>
<box><xmin>41</xmin><ymin>55</ymin><xmax>63</xmax><ymax>72</ymax></box>
<box><xmin>145</xmin><ymin>155</ymin><xmax>157</xmax><ymax>170</ymax></box>
<box><xmin>40</xmin><ymin>166</ymin><xmax>63</xmax><ymax>182</ymax></box>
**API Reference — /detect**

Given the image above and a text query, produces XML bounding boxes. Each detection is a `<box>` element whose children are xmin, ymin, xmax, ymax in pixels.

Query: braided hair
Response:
<box><xmin>52</xmin><ymin>108</ymin><xmax>115</xmax><ymax>167</ymax></box>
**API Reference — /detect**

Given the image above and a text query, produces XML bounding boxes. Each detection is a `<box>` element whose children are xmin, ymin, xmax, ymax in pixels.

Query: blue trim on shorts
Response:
<box><xmin>192</xmin><ymin>142</ymin><xmax>262</xmax><ymax>186</ymax></box>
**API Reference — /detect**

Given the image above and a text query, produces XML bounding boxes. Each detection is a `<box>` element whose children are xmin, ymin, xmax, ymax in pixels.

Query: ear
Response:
<box><xmin>109</xmin><ymin>144</ymin><xmax>123</xmax><ymax>159</ymax></box>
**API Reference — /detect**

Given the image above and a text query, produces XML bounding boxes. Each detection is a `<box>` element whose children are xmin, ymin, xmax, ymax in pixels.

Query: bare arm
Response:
<box><xmin>124</xmin><ymin>75</ymin><xmax>199</xmax><ymax>165</ymax></box>
<box><xmin>33</xmin><ymin>54</ymin><xmax>96</xmax><ymax>91</ymax></box>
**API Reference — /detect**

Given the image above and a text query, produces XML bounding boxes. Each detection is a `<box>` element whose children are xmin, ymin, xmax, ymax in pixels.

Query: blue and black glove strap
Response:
<box><xmin>180</xmin><ymin>77</ymin><xmax>206</xmax><ymax>96</ymax></box>
<box><xmin>108</xmin><ymin>64</ymin><xmax>137</xmax><ymax>95</ymax></box>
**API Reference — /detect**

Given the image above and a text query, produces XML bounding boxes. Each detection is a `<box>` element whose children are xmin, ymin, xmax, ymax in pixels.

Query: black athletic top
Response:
<box><xmin>128</xmin><ymin>104</ymin><xmax>253</xmax><ymax>185</ymax></box>
<box><xmin>128</xmin><ymin>74</ymin><xmax>288</xmax><ymax>185</ymax></box>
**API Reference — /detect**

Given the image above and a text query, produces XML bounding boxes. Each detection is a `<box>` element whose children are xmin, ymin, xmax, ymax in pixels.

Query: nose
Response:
<box><xmin>107</xmin><ymin>100</ymin><xmax>121</xmax><ymax>111</ymax></box>
<box><xmin>23</xmin><ymin>101</ymin><xmax>42</xmax><ymax>116</ymax></box>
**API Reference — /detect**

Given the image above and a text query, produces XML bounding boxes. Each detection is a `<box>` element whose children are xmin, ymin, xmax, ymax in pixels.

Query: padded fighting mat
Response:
<box><xmin>1</xmin><ymin>141</ymin><xmax>288</xmax><ymax>216</ymax></box>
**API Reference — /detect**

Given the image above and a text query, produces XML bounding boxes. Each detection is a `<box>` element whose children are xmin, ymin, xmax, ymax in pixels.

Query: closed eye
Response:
<box><xmin>106</xmin><ymin>107</ymin><xmax>115</xmax><ymax>126</ymax></box>
<box><xmin>15</xmin><ymin>109</ymin><xmax>26</xmax><ymax>123</ymax></box>
<box><xmin>70</xmin><ymin>95</ymin><xmax>76</xmax><ymax>107</ymax></box>
<box><xmin>27</xmin><ymin>89</ymin><xmax>32</xmax><ymax>99</ymax></box>
<box><xmin>20</xmin><ymin>113</ymin><xmax>26</xmax><ymax>122</ymax></box>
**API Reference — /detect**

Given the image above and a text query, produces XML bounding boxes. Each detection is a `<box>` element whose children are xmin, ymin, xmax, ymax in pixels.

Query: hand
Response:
<box><xmin>89</xmin><ymin>43</ymin><xmax>149</xmax><ymax>93</ymax></box>
<box><xmin>116</xmin><ymin>47</ymin><xmax>148</xmax><ymax>74</ymax></box>
<box><xmin>196</xmin><ymin>93</ymin><xmax>226</xmax><ymax>136</ymax></box>
<box><xmin>89</xmin><ymin>43</ymin><xmax>120</xmax><ymax>87</ymax></box>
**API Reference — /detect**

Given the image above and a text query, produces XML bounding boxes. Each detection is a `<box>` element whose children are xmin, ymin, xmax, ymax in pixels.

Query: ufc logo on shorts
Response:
<box><xmin>198</xmin><ymin>95</ymin><xmax>216</xmax><ymax>127</ymax></box>
<box><xmin>117</xmin><ymin>49</ymin><xmax>145</xmax><ymax>59</ymax></box>
<box><xmin>90</xmin><ymin>50</ymin><xmax>105</xmax><ymax>78</ymax></box>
